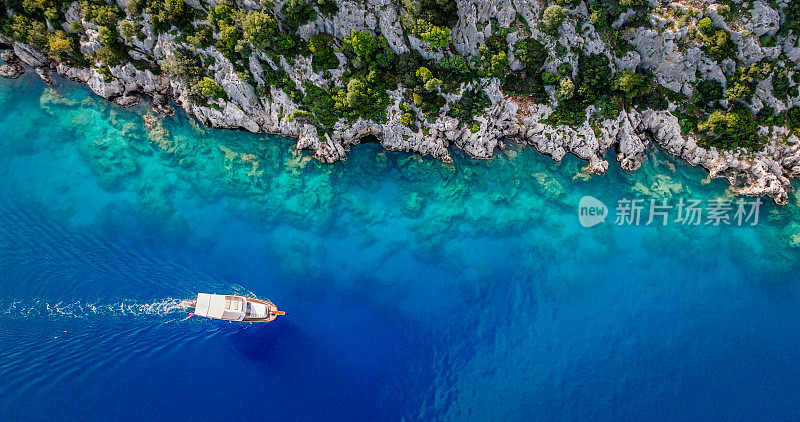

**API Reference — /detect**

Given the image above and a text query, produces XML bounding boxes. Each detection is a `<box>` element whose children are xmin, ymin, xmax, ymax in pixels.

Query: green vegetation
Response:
<box><xmin>333</xmin><ymin>71</ymin><xmax>391</xmax><ymax>122</ymax></box>
<box><xmin>697</xmin><ymin>17</ymin><xmax>714</xmax><ymax>35</ymax></box>
<box><xmin>780</xmin><ymin>0</ymin><xmax>800</xmax><ymax>36</ymax></box>
<box><xmin>242</xmin><ymin>10</ymin><xmax>279</xmax><ymax>50</ymax></box>
<box><xmin>478</xmin><ymin>31</ymin><xmax>509</xmax><ymax>78</ymax></box>
<box><xmin>146</xmin><ymin>0</ymin><xmax>195</xmax><ymax>33</ymax></box>
<box><xmin>725</xmin><ymin>62</ymin><xmax>771</xmax><ymax>104</ymax></box>
<box><xmin>0</xmin><ymin>0</ymin><xmax>793</xmax><ymax>151</ymax></box>
<box><xmin>410</xmin><ymin>0</ymin><xmax>459</xmax><ymax>28</ymax></box>
<box><xmin>693</xmin><ymin>79</ymin><xmax>724</xmax><ymax>110</ymax></box>
<box><xmin>771</xmin><ymin>69</ymin><xmax>791</xmax><ymax>102</ymax></box>
<box><xmin>192</xmin><ymin>77</ymin><xmax>227</xmax><ymax>104</ymax></box>
<box><xmin>542</xmin><ymin>5</ymin><xmax>567</xmax><ymax>35</ymax></box>
<box><xmin>308</xmin><ymin>34</ymin><xmax>339</xmax><ymax>71</ymax></box>
<box><xmin>419</xmin><ymin>25</ymin><xmax>451</xmax><ymax>48</ymax></box>
<box><xmin>314</xmin><ymin>0</ymin><xmax>338</xmax><ymax>18</ymax></box>
<box><xmin>162</xmin><ymin>48</ymin><xmax>204</xmax><ymax>83</ymax></box>
<box><xmin>786</xmin><ymin>107</ymin><xmax>800</xmax><ymax>132</ymax></box>
<box><xmin>301</xmin><ymin>82</ymin><xmax>341</xmax><ymax>128</ymax></box>
<box><xmin>697</xmin><ymin>104</ymin><xmax>762</xmax><ymax>151</ymax></box>
<box><xmin>702</xmin><ymin>29</ymin><xmax>735</xmax><ymax>61</ymax></box>
<box><xmin>281</xmin><ymin>0</ymin><xmax>316</xmax><ymax>31</ymax></box>
<box><xmin>448</xmin><ymin>88</ymin><xmax>492</xmax><ymax>125</ymax></box>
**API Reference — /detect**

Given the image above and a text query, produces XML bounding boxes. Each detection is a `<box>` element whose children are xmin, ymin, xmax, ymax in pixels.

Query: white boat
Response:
<box><xmin>190</xmin><ymin>293</ymin><xmax>284</xmax><ymax>322</ymax></box>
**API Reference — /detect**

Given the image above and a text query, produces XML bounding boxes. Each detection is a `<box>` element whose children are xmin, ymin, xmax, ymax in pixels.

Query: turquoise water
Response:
<box><xmin>1</xmin><ymin>74</ymin><xmax>800</xmax><ymax>420</ymax></box>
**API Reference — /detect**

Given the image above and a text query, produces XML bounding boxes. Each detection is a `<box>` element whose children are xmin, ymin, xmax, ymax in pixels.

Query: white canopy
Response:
<box><xmin>194</xmin><ymin>293</ymin><xmax>245</xmax><ymax>321</ymax></box>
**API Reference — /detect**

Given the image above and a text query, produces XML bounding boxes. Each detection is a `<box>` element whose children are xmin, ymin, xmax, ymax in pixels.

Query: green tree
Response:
<box><xmin>697</xmin><ymin>17</ymin><xmax>714</xmax><ymax>35</ymax></box>
<box><xmin>282</xmin><ymin>0</ymin><xmax>316</xmax><ymax>31</ymax></box>
<box><xmin>556</xmin><ymin>77</ymin><xmax>575</xmax><ymax>100</ymax></box>
<box><xmin>301</xmin><ymin>82</ymin><xmax>341</xmax><ymax>128</ymax></box>
<box><xmin>47</xmin><ymin>31</ymin><xmax>74</xmax><ymax>59</ymax></box>
<box><xmin>344</xmin><ymin>30</ymin><xmax>377</xmax><ymax>57</ymax></box>
<box><xmin>315</xmin><ymin>0</ymin><xmax>338</xmax><ymax>18</ymax></box>
<box><xmin>514</xmin><ymin>39</ymin><xmax>548</xmax><ymax>70</ymax></box>
<box><xmin>542</xmin><ymin>5</ymin><xmax>567</xmax><ymax>35</ymax></box>
<box><xmin>162</xmin><ymin>49</ymin><xmax>204</xmax><ymax>82</ymax></box>
<box><xmin>242</xmin><ymin>10</ymin><xmax>278</xmax><ymax>50</ymax></box>
<box><xmin>693</xmin><ymin>79</ymin><xmax>724</xmax><ymax>109</ymax></box>
<box><xmin>308</xmin><ymin>34</ymin><xmax>339</xmax><ymax>71</ymax></box>
<box><xmin>194</xmin><ymin>77</ymin><xmax>226</xmax><ymax>99</ymax></box>
<box><xmin>703</xmin><ymin>29</ymin><xmax>735</xmax><ymax>61</ymax></box>
<box><xmin>119</xmin><ymin>20</ymin><xmax>140</xmax><ymax>42</ymax></box>
<box><xmin>613</xmin><ymin>69</ymin><xmax>647</xmax><ymax>100</ymax></box>
<box><xmin>697</xmin><ymin>105</ymin><xmax>761</xmax><ymax>150</ymax></box>
<box><xmin>416</xmin><ymin>66</ymin><xmax>433</xmax><ymax>83</ymax></box>
<box><xmin>419</xmin><ymin>25</ymin><xmax>451</xmax><ymax>47</ymax></box>
<box><xmin>412</xmin><ymin>0</ymin><xmax>459</xmax><ymax>28</ymax></box>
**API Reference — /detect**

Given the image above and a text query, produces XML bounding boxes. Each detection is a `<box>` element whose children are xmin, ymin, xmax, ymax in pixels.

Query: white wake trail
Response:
<box><xmin>1</xmin><ymin>298</ymin><xmax>195</xmax><ymax>319</ymax></box>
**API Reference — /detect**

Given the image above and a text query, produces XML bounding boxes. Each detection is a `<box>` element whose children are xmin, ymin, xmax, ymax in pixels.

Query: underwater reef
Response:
<box><xmin>0</xmin><ymin>0</ymin><xmax>799</xmax><ymax>202</ymax></box>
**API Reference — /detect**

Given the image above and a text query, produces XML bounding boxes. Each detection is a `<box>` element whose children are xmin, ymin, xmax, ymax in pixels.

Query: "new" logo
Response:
<box><xmin>578</xmin><ymin>196</ymin><xmax>607</xmax><ymax>228</ymax></box>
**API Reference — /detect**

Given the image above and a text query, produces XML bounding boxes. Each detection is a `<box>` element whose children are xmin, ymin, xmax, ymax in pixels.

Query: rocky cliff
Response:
<box><xmin>0</xmin><ymin>0</ymin><xmax>798</xmax><ymax>202</ymax></box>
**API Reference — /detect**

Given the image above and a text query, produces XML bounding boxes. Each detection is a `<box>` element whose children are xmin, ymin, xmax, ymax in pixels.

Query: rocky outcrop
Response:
<box><xmin>1</xmin><ymin>0</ymin><xmax>799</xmax><ymax>204</ymax></box>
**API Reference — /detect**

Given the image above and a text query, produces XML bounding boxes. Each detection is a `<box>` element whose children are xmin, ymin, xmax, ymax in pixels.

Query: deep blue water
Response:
<box><xmin>1</xmin><ymin>74</ymin><xmax>800</xmax><ymax>421</ymax></box>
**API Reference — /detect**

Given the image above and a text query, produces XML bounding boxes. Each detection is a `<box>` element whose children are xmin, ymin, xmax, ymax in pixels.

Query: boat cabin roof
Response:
<box><xmin>195</xmin><ymin>293</ymin><xmax>245</xmax><ymax>321</ymax></box>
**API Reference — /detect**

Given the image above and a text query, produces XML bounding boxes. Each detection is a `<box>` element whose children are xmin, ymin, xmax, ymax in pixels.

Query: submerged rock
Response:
<box><xmin>0</xmin><ymin>1</ymin><xmax>798</xmax><ymax>205</ymax></box>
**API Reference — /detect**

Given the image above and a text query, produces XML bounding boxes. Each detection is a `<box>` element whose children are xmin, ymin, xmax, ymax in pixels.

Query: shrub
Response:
<box><xmin>697</xmin><ymin>105</ymin><xmax>762</xmax><ymax>150</ymax></box>
<box><xmin>400</xmin><ymin>111</ymin><xmax>416</xmax><ymax>128</ymax></box>
<box><xmin>412</xmin><ymin>0</ymin><xmax>459</xmax><ymax>28</ymax></box>
<box><xmin>556</xmin><ymin>77</ymin><xmax>575</xmax><ymax>100</ymax></box>
<box><xmin>308</xmin><ymin>34</ymin><xmax>339</xmax><ymax>71</ymax></box>
<box><xmin>162</xmin><ymin>49</ymin><xmax>204</xmax><ymax>82</ymax></box>
<box><xmin>781</xmin><ymin>0</ymin><xmax>799</xmax><ymax>35</ymax></box>
<box><xmin>416</xmin><ymin>66</ymin><xmax>433</xmax><ymax>83</ymax></box>
<box><xmin>281</xmin><ymin>0</ymin><xmax>316</xmax><ymax>31</ymax></box>
<box><xmin>126</xmin><ymin>0</ymin><xmax>144</xmax><ymax>15</ymax></box>
<box><xmin>119</xmin><ymin>20</ymin><xmax>141</xmax><ymax>41</ymax></box>
<box><xmin>575</xmin><ymin>53</ymin><xmax>612</xmax><ymax>104</ymax></box>
<box><xmin>333</xmin><ymin>71</ymin><xmax>390</xmax><ymax>122</ymax></box>
<box><xmin>514</xmin><ymin>38</ymin><xmax>548</xmax><ymax>70</ymax></box>
<box><xmin>81</xmin><ymin>2</ymin><xmax>121</xmax><ymax>27</ymax></box>
<box><xmin>315</xmin><ymin>0</ymin><xmax>338</xmax><ymax>18</ymax></box>
<box><xmin>263</xmin><ymin>68</ymin><xmax>302</xmax><ymax>100</ymax></box>
<box><xmin>703</xmin><ymin>29</ymin><xmax>735</xmax><ymax>61</ymax></box>
<box><xmin>419</xmin><ymin>25</ymin><xmax>451</xmax><ymax>47</ymax></box>
<box><xmin>697</xmin><ymin>17</ymin><xmax>714</xmax><ymax>35</ymax></box>
<box><xmin>242</xmin><ymin>10</ymin><xmax>278</xmax><ymax>50</ymax></box>
<box><xmin>613</xmin><ymin>69</ymin><xmax>647</xmax><ymax>100</ymax></box>
<box><xmin>448</xmin><ymin>88</ymin><xmax>491</xmax><ymax>125</ymax></box>
<box><xmin>396</xmin><ymin>51</ymin><xmax>423</xmax><ymax>86</ymax></box>
<box><xmin>693</xmin><ymin>79</ymin><xmax>724</xmax><ymax>109</ymax></box>
<box><xmin>542</xmin><ymin>71</ymin><xmax>561</xmax><ymax>85</ymax></box>
<box><xmin>146</xmin><ymin>0</ymin><xmax>193</xmax><ymax>33</ymax></box>
<box><xmin>502</xmin><ymin>70</ymin><xmax>546</xmax><ymax>99</ymax></box>
<box><xmin>545</xmin><ymin>100</ymin><xmax>587</xmax><ymax>126</ymax></box>
<box><xmin>725</xmin><ymin>62</ymin><xmax>771</xmax><ymax>103</ymax></box>
<box><xmin>437</xmin><ymin>54</ymin><xmax>469</xmax><ymax>83</ymax></box>
<box><xmin>301</xmin><ymin>82</ymin><xmax>341</xmax><ymax>128</ymax></box>
<box><xmin>9</xmin><ymin>15</ymin><xmax>48</xmax><ymax>48</ymax></box>
<box><xmin>343</xmin><ymin>29</ymin><xmax>377</xmax><ymax>58</ymax></box>
<box><xmin>784</xmin><ymin>107</ymin><xmax>800</xmax><ymax>133</ymax></box>
<box><xmin>772</xmin><ymin>69</ymin><xmax>791</xmax><ymax>101</ymax></box>
<box><xmin>542</xmin><ymin>5</ymin><xmax>567</xmax><ymax>35</ymax></box>
<box><xmin>194</xmin><ymin>77</ymin><xmax>226</xmax><ymax>100</ymax></box>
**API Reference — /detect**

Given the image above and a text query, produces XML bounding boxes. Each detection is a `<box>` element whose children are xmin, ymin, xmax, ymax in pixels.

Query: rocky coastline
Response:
<box><xmin>0</xmin><ymin>0</ymin><xmax>798</xmax><ymax>203</ymax></box>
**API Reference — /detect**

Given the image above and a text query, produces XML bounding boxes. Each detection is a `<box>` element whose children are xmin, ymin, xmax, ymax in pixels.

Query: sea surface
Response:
<box><xmin>1</xmin><ymin>74</ymin><xmax>800</xmax><ymax>421</ymax></box>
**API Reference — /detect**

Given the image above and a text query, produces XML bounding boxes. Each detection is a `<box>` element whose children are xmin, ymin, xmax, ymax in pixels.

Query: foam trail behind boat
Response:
<box><xmin>0</xmin><ymin>298</ymin><xmax>195</xmax><ymax>319</ymax></box>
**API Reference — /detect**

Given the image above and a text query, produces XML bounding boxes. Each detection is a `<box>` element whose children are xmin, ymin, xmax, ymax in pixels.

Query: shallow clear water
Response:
<box><xmin>1</xmin><ymin>74</ymin><xmax>799</xmax><ymax>421</ymax></box>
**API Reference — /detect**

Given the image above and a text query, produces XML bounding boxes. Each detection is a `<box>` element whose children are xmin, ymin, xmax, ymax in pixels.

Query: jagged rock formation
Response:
<box><xmin>0</xmin><ymin>0</ymin><xmax>798</xmax><ymax>203</ymax></box>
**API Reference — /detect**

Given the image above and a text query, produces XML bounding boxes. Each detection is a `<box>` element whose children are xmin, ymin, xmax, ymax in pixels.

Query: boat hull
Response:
<box><xmin>191</xmin><ymin>294</ymin><xmax>284</xmax><ymax>322</ymax></box>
